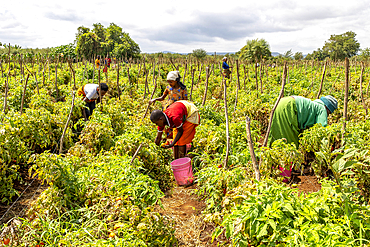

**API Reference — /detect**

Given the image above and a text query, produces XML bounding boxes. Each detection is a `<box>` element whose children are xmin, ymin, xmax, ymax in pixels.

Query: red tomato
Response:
<box><xmin>218</xmin><ymin>164</ymin><xmax>222</xmax><ymax>168</ymax></box>
<box><xmin>3</xmin><ymin>238</ymin><xmax>10</xmax><ymax>245</ymax></box>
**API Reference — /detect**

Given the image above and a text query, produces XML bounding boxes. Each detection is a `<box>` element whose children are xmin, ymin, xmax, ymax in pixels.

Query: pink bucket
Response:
<box><xmin>170</xmin><ymin>157</ymin><xmax>194</xmax><ymax>186</ymax></box>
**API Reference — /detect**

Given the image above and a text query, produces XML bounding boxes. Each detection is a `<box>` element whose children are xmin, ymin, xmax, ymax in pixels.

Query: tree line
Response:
<box><xmin>1</xmin><ymin>28</ymin><xmax>369</xmax><ymax>63</ymax></box>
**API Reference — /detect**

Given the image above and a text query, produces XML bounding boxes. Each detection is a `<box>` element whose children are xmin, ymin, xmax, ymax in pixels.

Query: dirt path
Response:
<box><xmin>0</xmin><ymin>168</ymin><xmax>48</xmax><ymax>225</ymax></box>
<box><xmin>156</xmin><ymin>184</ymin><xmax>218</xmax><ymax>247</ymax></box>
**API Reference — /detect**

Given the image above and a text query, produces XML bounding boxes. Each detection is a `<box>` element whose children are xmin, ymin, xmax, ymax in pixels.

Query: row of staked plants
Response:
<box><xmin>0</xmin><ymin>56</ymin><xmax>370</xmax><ymax>246</ymax></box>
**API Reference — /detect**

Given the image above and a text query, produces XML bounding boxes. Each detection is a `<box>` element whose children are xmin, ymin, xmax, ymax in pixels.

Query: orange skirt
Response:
<box><xmin>172</xmin><ymin>121</ymin><xmax>197</xmax><ymax>146</ymax></box>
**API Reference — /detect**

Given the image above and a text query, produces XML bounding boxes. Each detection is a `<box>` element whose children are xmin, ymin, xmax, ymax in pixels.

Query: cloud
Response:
<box><xmin>45</xmin><ymin>11</ymin><xmax>82</xmax><ymax>22</ymax></box>
<box><xmin>142</xmin><ymin>9</ymin><xmax>297</xmax><ymax>45</ymax></box>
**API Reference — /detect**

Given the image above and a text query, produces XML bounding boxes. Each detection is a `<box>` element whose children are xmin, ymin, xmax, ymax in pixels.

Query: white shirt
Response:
<box><xmin>84</xmin><ymin>84</ymin><xmax>99</xmax><ymax>100</ymax></box>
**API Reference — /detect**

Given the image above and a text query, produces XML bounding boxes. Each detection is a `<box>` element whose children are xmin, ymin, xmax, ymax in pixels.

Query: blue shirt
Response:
<box><xmin>222</xmin><ymin>61</ymin><xmax>230</xmax><ymax>69</ymax></box>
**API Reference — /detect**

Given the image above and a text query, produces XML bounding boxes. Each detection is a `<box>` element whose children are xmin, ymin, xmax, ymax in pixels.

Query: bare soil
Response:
<box><xmin>156</xmin><ymin>183</ymin><xmax>219</xmax><ymax>247</ymax></box>
<box><xmin>0</xmin><ymin>167</ymin><xmax>47</xmax><ymax>225</ymax></box>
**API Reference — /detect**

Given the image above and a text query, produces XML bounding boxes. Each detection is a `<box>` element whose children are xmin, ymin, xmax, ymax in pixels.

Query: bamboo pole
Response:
<box><xmin>246</xmin><ymin>116</ymin><xmax>260</xmax><ymax>181</ymax></box>
<box><xmin>342</xmin><ymin>57</ymin><xmax>349</xmax><ymax>141</ymax></box>
<box><xmin>262</xmin><ymin>62</ymin><xmax>288</xmax><ymax>147</ymax></box>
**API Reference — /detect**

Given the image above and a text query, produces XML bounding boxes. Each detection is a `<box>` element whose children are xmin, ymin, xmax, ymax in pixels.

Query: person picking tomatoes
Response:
<box><xmin>149</xmin><ymin>71</ymin><xmax>188</xmax><ymax>144</ymax></box>
<box><xmin>222</xmin><ymin>57</ymin><xmax>233</xmax><ymax>79</ymax></box>
<box><xmin>267</xmin><ymin>95</ymin><xmax>338</xmax><ymax>182</ymax></box>
<box><xmin>150</xmin><ymin>100</ymin><xmax>200</xmax><ymax>159</ymax></box>
<box><xmin>77</xmin><ymin>83</ymin><xmax>108</xmax><ymax>121</ymax></box>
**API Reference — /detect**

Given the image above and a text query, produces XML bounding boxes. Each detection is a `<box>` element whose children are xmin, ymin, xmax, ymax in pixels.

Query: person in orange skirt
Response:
<box><xmin>150</xmin><ymin>100</ymin><xmax>200</xmax><ymax>159</ymax></box>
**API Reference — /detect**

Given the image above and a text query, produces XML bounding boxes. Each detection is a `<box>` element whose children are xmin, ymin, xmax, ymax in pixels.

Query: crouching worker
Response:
<box><xmin>150</xmin><ymin>100</ymin><xmax>200</xmax><ymax>159</ymax></box>
<box><xmin>267</xmin><ymin>95</ymin><xmax>338</xmax><ymax>181</ymax></box>
<box><xmin>77</xmin><ymin>83</ymin><xmax>108</xmax><ymax>121</ymax></box>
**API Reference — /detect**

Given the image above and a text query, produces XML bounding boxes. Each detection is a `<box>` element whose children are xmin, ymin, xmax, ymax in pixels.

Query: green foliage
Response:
<box><xmin>239</xmin><ymin>38</ymin><xmax>271</xmax><ymax>63</ymax></box>
<box><xmin>213</xmin><ymin>179</ymin><xmax>370</xmax><ymax>247</ymax></box>
<box><xmin>322</xmin><ymin>31</ymin><xmax>360</xmax><ymax>61</ymax></box>
<box><xmin>192</xmin><ymin>48</ymin><xmax>207</xmax><ymax>60</ymax></box>
<box><xmin>75</xmin><ymin>23</ymin><xmax>141</xmax><ymax>59</ymax></box>
<box><xmin>50</xmin><ymin>43</ymin><xmax>76</xmax><ymax>59</ymax></box>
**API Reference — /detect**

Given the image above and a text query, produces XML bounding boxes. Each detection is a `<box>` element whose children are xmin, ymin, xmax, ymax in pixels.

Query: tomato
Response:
<box><xmin>3</xmin><ymin>238</ymin><xmax>10</xmax><ymax>245</ymax></box>
<box><xmin>218</xmin><ymin>164</ymin><xmax>222</xmax><ymax>168</ymax></box>
<box><xmin>40</xmin><ymin>243</ymin><xmax>45</xmax><ymax>246</ymax></box>
<box><xmin>115</xmin><ymin>197</ymin><xmax>122</xmax><ymax>201</ymax></box>
<box><xmin>109</xmin><ymin>232</ymin><xmax>116</xmax><ymax>238</ymax></box>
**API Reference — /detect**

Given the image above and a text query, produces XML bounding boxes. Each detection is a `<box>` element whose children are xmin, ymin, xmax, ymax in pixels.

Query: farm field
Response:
<box><xmin>0</xmin><ymin>53</ymin><xmax>370</xmax><ymax>247</ymax></box>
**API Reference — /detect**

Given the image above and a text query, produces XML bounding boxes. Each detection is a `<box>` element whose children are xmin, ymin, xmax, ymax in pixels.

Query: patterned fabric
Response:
<box><xmin>162</xmin><ymin>86</ymin><xmax>188</xmax><ymax>110</ymax></box>
<box><xmin>95</xmin><ymin>59</ymin><xmax>100</xmax><ymax>68</ymax></box>
<box><xmin>223</xmin><ymin>68</ymin><xmax>231</xmax><ymax>79</ymax></box>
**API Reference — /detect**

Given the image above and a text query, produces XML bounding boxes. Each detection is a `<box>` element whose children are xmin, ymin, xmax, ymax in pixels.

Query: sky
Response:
<box><xmin>1</xmin><ymin>0</ymin><xmax>370</xmax><ymax>55</ymax></box>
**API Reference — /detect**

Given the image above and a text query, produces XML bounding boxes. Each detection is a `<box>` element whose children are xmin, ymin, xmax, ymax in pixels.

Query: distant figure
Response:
<box><xmin>222</xmin><ymin>57</ymin><xmax>233</xmax><ymax>79</ymax></box>
<box><xmin>95</xmin><ymin>55</ymin><xmax>100</xmax><ymax>69</ymax></box>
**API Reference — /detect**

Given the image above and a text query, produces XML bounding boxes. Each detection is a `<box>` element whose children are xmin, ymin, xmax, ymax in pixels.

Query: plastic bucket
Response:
<box><xmin>170</xmin><ymin>157</ymin><xmax>194</xmax><ymax>186</ymax></box>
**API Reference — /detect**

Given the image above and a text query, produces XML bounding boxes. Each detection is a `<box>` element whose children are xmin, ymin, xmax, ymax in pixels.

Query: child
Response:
<box><xmin>77</xmin><ymin>83</ymin><xmax>109</xmax><ymax>121</ymax></box>
<box><xmin>149</xmin><ymin>71</ymin><xmax>188</xmax><ymax>110</ymax></box>
<box><xmin>149</xmin><ymin>71</ymin><xmax>188</xmax><ymax>142</ymax></box>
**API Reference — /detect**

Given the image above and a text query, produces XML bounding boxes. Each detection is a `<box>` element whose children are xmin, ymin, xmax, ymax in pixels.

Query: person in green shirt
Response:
<box><xmin>267</xmin><ymin>95</ymin><xmax>338</xmax><ymax>148</ymax></box>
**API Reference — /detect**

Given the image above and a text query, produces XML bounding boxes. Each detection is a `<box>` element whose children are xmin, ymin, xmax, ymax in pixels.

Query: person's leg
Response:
<box><xmin>89</xmin><ymin>101</ymin><xmax>96</xmax><ymax>115</ymax></box>
<box><xmin>178</xmin><ymin>145</ymin><xmax>186</xmax><ymax>158</ymax></box>
<box><xmin>173</xmin><ymin>146</ymin><xmax>179</xmax><ymax>159</ymax></box>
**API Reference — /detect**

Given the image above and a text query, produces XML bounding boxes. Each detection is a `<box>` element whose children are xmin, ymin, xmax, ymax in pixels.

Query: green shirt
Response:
<box><xmin>294</xmin><ymin>96</ymin><xmax>328</xmax><ymax>130</ymax></box>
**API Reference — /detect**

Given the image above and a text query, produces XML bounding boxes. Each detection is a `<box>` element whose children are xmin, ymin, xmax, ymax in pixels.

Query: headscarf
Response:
<box><xmin>167</xmin><ymin>71</ymin><xmax>186</xmax><ymax>90</ymax></box>
<box><xmin>320</xmin><ymin>95</ymin><xmax>338</xmax><ymax>113</ymax></box>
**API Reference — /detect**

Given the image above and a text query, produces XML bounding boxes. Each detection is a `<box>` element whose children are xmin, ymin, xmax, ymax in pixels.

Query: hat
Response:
<box><xmin>222</xmin><ymin>57</ymin><xmax>227</xmax><ymax>61</ymax></box>
<box><xmin>320</xmin><ymin>95</ymin><xmax>338</xmax><ymax>113</ymax></box>
<box><xmin>167</xmin><ymin>71</ymin><xmax>180</xmax><ymax>81</ymax></box>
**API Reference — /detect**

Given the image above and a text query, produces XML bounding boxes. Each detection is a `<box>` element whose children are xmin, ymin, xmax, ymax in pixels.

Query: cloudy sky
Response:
<box><xmin>1</xmin><ymin>0</ymin><xmax>369</xmax><ymax>54</ymax></box>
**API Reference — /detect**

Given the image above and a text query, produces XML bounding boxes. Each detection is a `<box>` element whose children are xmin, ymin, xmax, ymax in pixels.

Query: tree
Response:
<box><xmin>358</xmin><ymin>48</ymin><xmax>370</xmax><ymax>61</ymax></box>
<box><xmin>75</xmin><ymin>23</ymin><xmax>141</xmax><ymax>59</ymax></box>
<box><xmin>322</xmin><ymin>31</ymin><xmax>360</xmax><ymax>61</ymax></box>
<box><xmin>238</xmin><ymin>38</ymin><xmax>271</xmax><ymax>63</ymax></box>
<box><xmin>192</xmin><ymin>48</ymin><xmax>207</xmax><ymax>60</ymax></box>
<box><xmin>76</xmin><ymin>32</ymin><xmax>100</xmax><ymax>59</ymax></box>
<box><xmin>294</xmin><ymin>52</ymin><xmax>304</xmax><ymax>60</ymax></box>
<box><xmin>50</xmin><ymin>43</ymin><xmax>76</xmax><ymax>58</ymax></box>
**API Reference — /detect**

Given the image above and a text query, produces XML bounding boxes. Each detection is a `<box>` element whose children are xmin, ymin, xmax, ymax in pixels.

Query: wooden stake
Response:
<box><xmin>262</xmin><ymin>62</ymin><xmax>288</xmax><ymax>147</ymax></box>
<box><xmin>201</xmin><ymin>67</ymin><xmax>210</xmax><ymax>106</ymax></box>
<box><xmin>342</xmin><ymin>57</ymin><xmax>349</xmax><ymax>141</ymax></box>
<box><xmin>20</xmin><ymin>74</ymin><xmax>30</xmax><ymax>115</ymax></box>
<box><xmin>190</xmin><ymin>69</ymin><xmax>195</xmax><ymax>101</ymax></box>
<box><xmin>359</xmin><ymin>62</ymin><xmax>368</xmax><ymax>115</ymax></box>
<box><xmin>246</xmin><ymin>116</ymin><xmax>260</xmax><ymax>181</ymax></box>
<box><xmin>316</xmin><ymin>60</ymin><xmax>328</xmax><ymax>99</ymax></box>
<box><xmin>223</xmin><ymin>75</ymin><xmax>230</xmax><ymax>169</ymax></box>
<box><xmin>3</xmin><ymin>75</ymin><xmax>9</xmax><ymax>113</ymax></box>
<box><xmin>59</xmin><ymin>92</ymin><xmax>75</xmax><ymax>154</ymax></box>
<box><xmin>55</xmin><ymin>56</ymin><xmax>60</xmax><ymax>99</ymax></box>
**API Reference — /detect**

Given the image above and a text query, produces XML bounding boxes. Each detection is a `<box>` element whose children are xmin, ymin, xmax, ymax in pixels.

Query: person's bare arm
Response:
<box><xmin>166</xmin><ymin>126</ymin><xmax>183</xmax><ymax>148</ymax></box>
